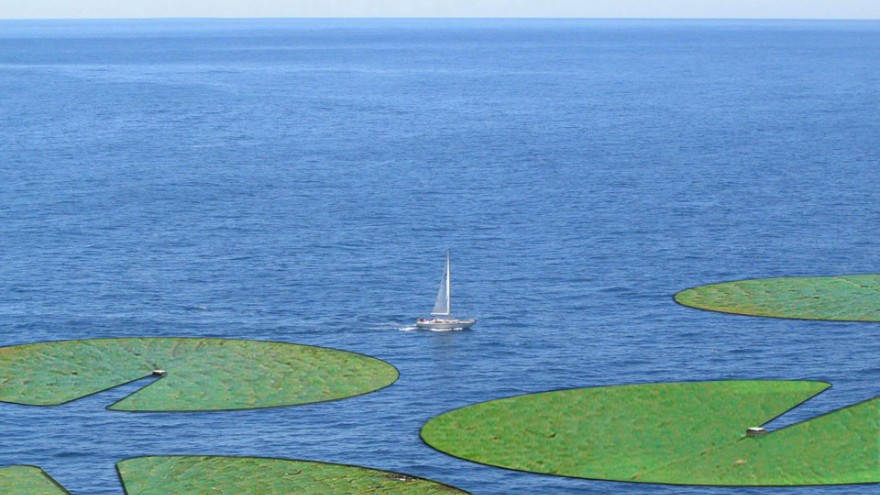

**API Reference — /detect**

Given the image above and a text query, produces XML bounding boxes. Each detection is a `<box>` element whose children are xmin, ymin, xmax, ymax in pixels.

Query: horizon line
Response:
<box><xmin>2</xmin><ymin>16</ymin><xmax>879</xmax><ymax>22</ymax></box>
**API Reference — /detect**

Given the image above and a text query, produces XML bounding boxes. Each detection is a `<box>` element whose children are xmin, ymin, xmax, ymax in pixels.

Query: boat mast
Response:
<box><xmin>445</xmin><ymin>249</ymin><xmax>451</xmax><ymax>316</ymax></box>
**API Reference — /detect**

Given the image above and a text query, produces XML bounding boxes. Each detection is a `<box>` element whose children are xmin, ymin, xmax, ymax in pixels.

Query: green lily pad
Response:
<box><xmin>675</xmin><ymin>274</ymin><xmax>880</xmax><ymax>321</ymax></box>
<box><xmin>117</xmin><ymin>456</ymin><xmax>471</xmax><ymax>494</ymax></box>
<box><xmin>0</xmin><ymin>338</ymin><xmax>398</xmax><ymax>411</ymax></box>
<box><xmin>421</xmin><ymin>381</ymin><xmax>880</xmax><ymax>486</ymax></box>
<box><xmin>0</xmin><ymin>458</ymin><xmax>471</xmax><ymax>494</ymax></box>
<box><xmin>0</xmin><ymin>466</ymin><xmax>70</xmax><ymax>495</ymax></box>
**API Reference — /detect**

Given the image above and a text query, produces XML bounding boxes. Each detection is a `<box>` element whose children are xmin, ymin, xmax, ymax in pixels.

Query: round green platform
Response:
<box><xmin>0</xmin><ymin>458</ymin><xmax>471</xmax><ymax>494</ymax></box>
<box><xmin>0</xmin><ymin>466</ymin><xmax>70</xmax><ymax>495</ymax></box>
<box><xmin>117</xmin><ymin>456</ymin><xmax>471</xmax><ymax>494</ymax></box>
<box><xmin>421</xmin><ymin>381</ymin><xmax>880</xmax><ymax>486</ymax></box>
<box><xmin>674</xmin><ymin>274</ymin><xmax>880</xmax><ymax>321</ymax></box>
<box><xmin>0</xmin><ymin>338</ymin><xmax>398</xmax><ymax>411</ymax></box>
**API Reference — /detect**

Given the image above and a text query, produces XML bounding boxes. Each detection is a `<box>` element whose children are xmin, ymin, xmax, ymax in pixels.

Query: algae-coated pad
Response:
<box><xmin>421</xmin><ymin>380</ymin><xmax>880</xmax><ymax>486</ymax></box>
<box><xmin>117</xmin><ymin>456</ymin><xmax>471</xmax><ymax>494</ymax></box>
<box><xmin>1</xmin><ymin>458</ymin><xmax>472</xmax><ymax>494</ymax></box>
<box><xmin>0</xmin><ymin>466</ymin><xmax>70</xmax><ymax>495</ymax></box>
<box><xmin>675</xmin><ymin>274</ymin><xmax>880</xmax><ymax>321</ymax></box>
<box><xmin>0</xmin><ymin>338</ymin><xmax>398</xmax><ymax>411</ymax></box>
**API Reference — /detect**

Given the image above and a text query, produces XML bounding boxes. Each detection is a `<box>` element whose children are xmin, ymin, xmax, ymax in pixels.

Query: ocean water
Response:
<box><xmin>0</xmin><ymin>18</ymin><xmax>878</xmax><ymax>494</ymax></box>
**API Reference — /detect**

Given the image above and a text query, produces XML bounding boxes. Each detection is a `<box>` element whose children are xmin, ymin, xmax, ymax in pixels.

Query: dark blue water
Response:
<box><xmin>1</xmin><ymin>18</ymin><xmax>879</xmax><ymax>494</ymax></box>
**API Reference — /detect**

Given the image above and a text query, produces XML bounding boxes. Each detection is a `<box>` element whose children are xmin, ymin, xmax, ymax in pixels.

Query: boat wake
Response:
<box><xmin>397</xmin><ymin>325</ymin><xmax>467</xmax><ymax>332</ymax></box>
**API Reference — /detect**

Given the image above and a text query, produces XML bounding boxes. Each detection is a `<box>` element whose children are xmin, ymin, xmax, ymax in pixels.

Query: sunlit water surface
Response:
<box><xmin>1</xmin><ymin>18</ymin><xmax>878</xmax><ymax>495</ymax></box>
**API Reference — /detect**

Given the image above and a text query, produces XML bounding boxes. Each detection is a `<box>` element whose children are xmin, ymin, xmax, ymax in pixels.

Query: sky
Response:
<box><xmin>0</xmin><ymin>0</ymin><xmax>879</xmax><ymax>20</ymax></box>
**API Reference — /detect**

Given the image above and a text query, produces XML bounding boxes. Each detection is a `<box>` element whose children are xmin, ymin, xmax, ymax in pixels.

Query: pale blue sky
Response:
<box><xmin>1</xmin><ymin>0</ymin><xmax>879</xmax><ymax>20</ymax></box>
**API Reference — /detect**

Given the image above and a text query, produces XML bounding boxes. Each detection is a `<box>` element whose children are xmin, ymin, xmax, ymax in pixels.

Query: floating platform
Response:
<box><xmin>0</xmin><ymin>466</ymin><xmax>69</xmax><ymax>495</ymax></box>
<box><xmin>674</xmin><ymin>274</ymin><xmax>880</xmax><ymax>321</ymax></box>
<box><xmin>421</xmin><ymin>380</ymin><xmax>880</xmax><ymax>486</ymax></box>
<box><xmin>0</xmin><ymin>337</ymin><xmax>398</xmax><ymax>412</ymax></box>
<box><xmin>1</xmin><ymin>457</ymin><xmax>472</xmax><ymax>494</ymax></box>
<box><xmin>117</xmin><ymin>456</ymin><xmax>472</xmax><ymax>494</ymax></box>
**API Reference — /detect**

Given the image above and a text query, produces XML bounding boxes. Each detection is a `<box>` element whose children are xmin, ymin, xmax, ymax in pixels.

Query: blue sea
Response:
<box><xmin>1</xmin><ymin>18</ymin><xmax>879</xmax><ymax>495</ymax></box>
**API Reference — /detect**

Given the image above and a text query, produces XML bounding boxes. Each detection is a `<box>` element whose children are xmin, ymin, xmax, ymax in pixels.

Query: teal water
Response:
<box><xmin>1</xmin><ymin>19</ymin><xmax>878</xmax><ymax>494</ymax></box>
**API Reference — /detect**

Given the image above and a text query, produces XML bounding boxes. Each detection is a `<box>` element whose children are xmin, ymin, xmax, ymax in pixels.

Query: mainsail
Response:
<box><xmin>431</xmin><ymin>250</ymin><xmax>451</xmax><ymax>316</ymax></box>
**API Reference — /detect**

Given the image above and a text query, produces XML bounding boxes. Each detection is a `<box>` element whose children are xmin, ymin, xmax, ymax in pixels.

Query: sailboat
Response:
<box><xmin>416</xmin><ymin>250</ymin><xmax>476</xmax><ymax>331</ymax></box>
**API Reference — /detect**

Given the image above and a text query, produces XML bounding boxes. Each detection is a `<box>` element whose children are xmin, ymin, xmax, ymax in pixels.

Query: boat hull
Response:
<box><xmin>415</xmin><ymin>318</ymin><xmax>476</xmax><ymax>331</ymax></box>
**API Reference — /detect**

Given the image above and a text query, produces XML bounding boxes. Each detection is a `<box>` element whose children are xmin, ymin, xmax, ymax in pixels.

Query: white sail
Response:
<box><xmin>431</xmin><ymin>250</ymin><xmax>451</xmax><ymax>316</ymax></box>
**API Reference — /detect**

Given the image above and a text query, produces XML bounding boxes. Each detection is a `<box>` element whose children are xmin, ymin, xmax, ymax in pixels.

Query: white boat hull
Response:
<box><xmin>415</xmin><ymin>318</ymin><xmax>476</xmax><ymax>331</ymax></box>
